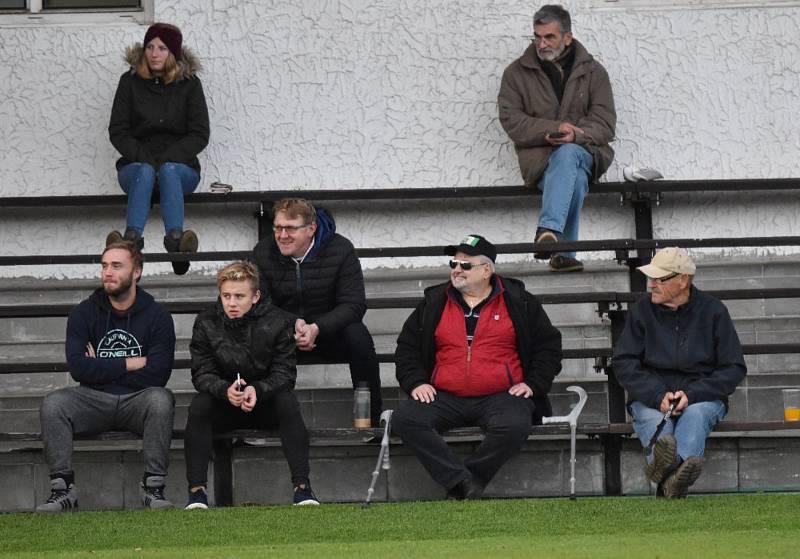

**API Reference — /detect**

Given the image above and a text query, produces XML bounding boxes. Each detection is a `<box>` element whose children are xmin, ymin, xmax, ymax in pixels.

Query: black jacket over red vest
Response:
<box><xmin>432</xmin><ymin>282</ymin><xmax>524</xmax><ymax>396</ymax></box>
<box><xmin>395</xmin><ymin>276</ymin><xmax>562</xmax><ymax>419</ymax></box>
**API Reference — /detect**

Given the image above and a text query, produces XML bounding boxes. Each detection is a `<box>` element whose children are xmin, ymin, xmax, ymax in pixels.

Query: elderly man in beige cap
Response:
<box><xmin>613</xmin><ymin>247</ymin><xmax>746</xmax><ymax>498</ymax></box>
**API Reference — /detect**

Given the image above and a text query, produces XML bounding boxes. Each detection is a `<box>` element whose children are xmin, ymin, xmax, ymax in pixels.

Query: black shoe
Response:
<box><xmin>549</xmin><ymin>254</ymin><xmax>584</xmax><ymax>273</ymax></box>
<box><xmin>446</xmin><ymin>476</ymin><xmax>485</xmax><ymax>501</ymax></box>
<box><xmin>533</xmin><ymin>228</ymin><xmax>558</xmax><ymax>259</ymax></box>
<box><xmin>164</xmin><ymin>229</ymin><xmax>198</xmax><ymax>275</ymax></box>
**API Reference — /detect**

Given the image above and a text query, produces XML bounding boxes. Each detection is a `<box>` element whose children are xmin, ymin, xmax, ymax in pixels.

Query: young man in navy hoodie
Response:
<box><xmin>37</xmin><ymin>241</ymin><xmax>176</xmax><ymax>512</ymax></box>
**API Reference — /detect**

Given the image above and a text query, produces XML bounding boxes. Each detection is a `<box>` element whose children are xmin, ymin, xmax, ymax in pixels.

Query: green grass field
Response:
<box><xmin>2</xmin><ymin>494</ymin><xmax>798</xmax><ymax>558</ymax></box>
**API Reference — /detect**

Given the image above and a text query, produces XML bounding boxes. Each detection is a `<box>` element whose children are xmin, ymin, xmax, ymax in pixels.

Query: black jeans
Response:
<box><xmin>184</xmin><ymin>390</ymin><xmax>310</xmax><ymax>487</ymax></box>
<box><xmin>299</xmin><ymin>321</ymin><xmax>383</xmax><ymax>422</ymax></box>
<box><xmin>391</xmin><ymin>390</ymin><xmax>534</xmax><ymax>491</ymax></box>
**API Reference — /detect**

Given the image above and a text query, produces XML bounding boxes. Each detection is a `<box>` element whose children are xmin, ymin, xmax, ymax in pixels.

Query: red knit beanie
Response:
<box><xmin>143</xmin><ymin>23</ymin><xmax>182</xmax><ymax>59</ymax></box>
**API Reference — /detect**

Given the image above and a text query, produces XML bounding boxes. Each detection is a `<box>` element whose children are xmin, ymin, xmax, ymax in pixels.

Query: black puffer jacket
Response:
<box><xmin>252</xmin><ymin>208</ymin><xmax>367</xmax><ymax>338</ymax></box>
<box><xmin>189</xmin><ymin>298</ymin><xmax>297</xmax><ymax>401</ymax></box>
<box><xmin>109</xmin><ymin>44</ymin><xmax>209</xmax><ymax>173</ymax></box>
<box><xmin>395</xmin><ymin>276</ymin><xmax>563</xmax><ymax>420</ymax></box>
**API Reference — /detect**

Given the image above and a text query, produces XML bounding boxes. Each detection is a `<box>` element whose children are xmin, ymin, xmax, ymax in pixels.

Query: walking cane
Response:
<box><xmin>363</xmin><ymin>409</ymin><xmax>393</xmax><ymax>507</ymax></box>
<box><xmin>646</xmin><ymin>400</ymin><xmax>678</xmax><ymax>455</ymax></box>
<box><xmin>541</xmin><ymin>386</ymin><xmax>588</xmax><ymax>500</ymax></box>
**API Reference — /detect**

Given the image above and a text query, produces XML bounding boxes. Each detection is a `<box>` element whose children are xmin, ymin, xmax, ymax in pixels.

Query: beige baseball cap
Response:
<box><xmin>637</xmin><ymin>247</ymin><xmax>696</xmax><ymax>279</ymax></box>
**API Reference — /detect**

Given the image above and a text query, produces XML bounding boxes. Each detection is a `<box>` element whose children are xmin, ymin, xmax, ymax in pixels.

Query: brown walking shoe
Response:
<box><xmin>661</xmin><ymin>456</ymin><xmax>704</xmax><ymax>498</ymax></box>
<box><xmin>549</xmin><ymin>254</ymin><xmax>584</xmax><ymax>272</ymax></box>
<box><xmin>533</xmin><ymin>229</ymin><xmax>558</xmax><ymax>259</ymax></box>
<box><xmin>644</xmin><ymin>434</ymin><xmax>677</xmax><ymax>484</ymax></box>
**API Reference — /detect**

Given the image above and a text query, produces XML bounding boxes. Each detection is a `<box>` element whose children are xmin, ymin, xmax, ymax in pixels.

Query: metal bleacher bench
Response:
<box><xmin>2</xmin><ymin>177</ymin><xmax>800</xmax><ymax>500</ymax></box>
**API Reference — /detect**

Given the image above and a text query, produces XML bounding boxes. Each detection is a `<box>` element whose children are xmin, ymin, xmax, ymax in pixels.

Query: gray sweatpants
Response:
<box><xmin>39</xmin><ymin>385</ymin><xmax>175</xmax><ymax>479</ymax></box>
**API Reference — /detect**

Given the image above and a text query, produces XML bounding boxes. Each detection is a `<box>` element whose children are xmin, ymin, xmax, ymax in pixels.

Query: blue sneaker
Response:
<box><xmin>293</xmin><ymin>484</ymin><xmax>320</xmax><ymax>506</ymax></box>
<box><xmin>185</xmin><ymin>487</ymin><xmax>209</xmax><ymax>510</ymax></box>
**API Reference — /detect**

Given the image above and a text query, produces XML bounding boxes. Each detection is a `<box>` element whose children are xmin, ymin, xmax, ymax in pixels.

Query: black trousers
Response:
<box><xmin>299</xmin><ymin>321</ymin><xmax>383</xmax><ymax>422</ymax></box>
<box><xmin>184</xmin><ymin>390</ymin><xmax>311</xmax><ymax>487</ymax></box>
<box><xmin>392</xmin><ymin>390</ymin><xmax>534</xmax><ymax>491</ymax></box>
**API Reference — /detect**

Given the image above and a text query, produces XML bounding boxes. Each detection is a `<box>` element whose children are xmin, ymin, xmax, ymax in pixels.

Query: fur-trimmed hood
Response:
<box><xmin>124</xmin><ymin>43</ymin><xmax>201</xmax><ymax>80</ymax></box>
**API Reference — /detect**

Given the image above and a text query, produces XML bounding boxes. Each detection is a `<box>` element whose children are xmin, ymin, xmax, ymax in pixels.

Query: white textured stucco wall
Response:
<box><xmin>1</xmin><ymin>1</ymin><xmax>799</xmax><ymax>277</ymax></box>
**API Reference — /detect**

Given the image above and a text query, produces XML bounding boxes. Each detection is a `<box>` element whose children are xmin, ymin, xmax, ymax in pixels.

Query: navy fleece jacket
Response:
<box><xmin>65</xmin><ymin>287</ymin><xmax>175</xmax><ymax>394</ymax></box>
<box><xmin>613</xmin><ymin>286</ymin><xmax>746</xmax><ymax>409</ymax></box>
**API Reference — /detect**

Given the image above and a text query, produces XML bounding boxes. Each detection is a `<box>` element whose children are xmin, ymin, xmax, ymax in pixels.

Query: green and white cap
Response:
<box><xmin>444</xmin><ymin>234</ymin><xmax>497</xmax><ymax>262</ymax></box>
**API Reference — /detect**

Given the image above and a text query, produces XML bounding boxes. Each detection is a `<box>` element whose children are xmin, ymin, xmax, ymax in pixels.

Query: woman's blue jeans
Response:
<box><xmin>118</xmin><ymin>162</ymin><xmax>200</xmax><ymax>236</ymax></box>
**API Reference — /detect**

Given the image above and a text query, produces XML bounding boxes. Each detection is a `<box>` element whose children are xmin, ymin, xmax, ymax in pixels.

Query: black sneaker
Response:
<box><xmin>292</xmin><ymin>484</ymin><xmax>320</xmax><ymax>506</ymax></box>
<box><xmin>35</xmin><ymin>478</ymin><xmax>78</xmax><ymax>513</ymax></box>
<box><xmin>185</xmin><ymin>487</ymin><xmax>209</xmax><ymax>510</ymax></box>
<box><xmin>533</xmin><ymin>228</ymin><xmax>558</xmax><ymax>259</ymax></box>
<box><xmin>142</xmin><ymin>476</ymin><xmax>174</xmax><ymax>510</ymax></box>
<box><xmin>549</xmin><ymin>254</ymin><xmax>584</xmax><ymax>273</ymax></box>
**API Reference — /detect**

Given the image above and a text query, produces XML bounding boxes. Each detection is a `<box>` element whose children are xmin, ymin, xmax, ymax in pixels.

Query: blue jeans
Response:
<box><xmin>536</xmin><ymin>144</ymin><xmax>593</xmax><ymax>258</ymax></box>
<box><xmin>118</xmin><ymin>162</ymin><xmax>200</xmax><ymax>236</ymax></box>
<box><xmin>629</xmin><ymin>400</ymin><xmax>726</xmax><ymax>461</ymax></box>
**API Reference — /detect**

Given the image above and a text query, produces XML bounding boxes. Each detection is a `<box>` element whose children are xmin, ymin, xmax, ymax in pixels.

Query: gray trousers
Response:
<box><xmin>40</xmin><ymin>386</ymin><xmax>175</xmax><ymax>479</ymax></box>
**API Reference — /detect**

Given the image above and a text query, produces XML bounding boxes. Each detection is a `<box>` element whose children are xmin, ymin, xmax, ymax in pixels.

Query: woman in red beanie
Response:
<box><xmin>108</xmin><ymin>23</ymin><xmax>209</xmax><ymax>275</ymax></box>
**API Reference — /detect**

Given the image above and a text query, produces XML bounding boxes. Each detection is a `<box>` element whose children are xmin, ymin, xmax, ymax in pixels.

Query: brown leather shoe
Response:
<box><xmin>661</xmin><ymin>456</ymin><xmax>704</xmax><ymax>498</ymax></box>
<box><xmin>644</xmin><ymin>434</ymin><xmax>677</xmax><ymax>484</ymax></box>
<box><xmin>549</xmin><ymin>254</ymin><xmax>584</xmax><ymax>272</ymax></box>
<box><xmin>533</xmin><ymin>229</ymin><xmax>558</xmax><ymax>259</ymax></box>
<box><xmin>105</xmin><ymin>230</ymin><xmax>123</xmax><ymax>247</ymax></box>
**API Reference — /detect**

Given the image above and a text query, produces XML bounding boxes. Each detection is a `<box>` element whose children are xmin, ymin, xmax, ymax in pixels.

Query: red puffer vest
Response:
<box><xmin>431</xmin><ymin>287</ymin><xmax>524</xmax><ymax>396</ymax></box>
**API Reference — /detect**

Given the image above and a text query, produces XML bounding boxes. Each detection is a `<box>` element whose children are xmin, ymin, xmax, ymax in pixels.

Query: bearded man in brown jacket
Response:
<box><xmin>498</xmin><ymin>4</ymin><xmax>616</xmax><ymax>273</ymax></box>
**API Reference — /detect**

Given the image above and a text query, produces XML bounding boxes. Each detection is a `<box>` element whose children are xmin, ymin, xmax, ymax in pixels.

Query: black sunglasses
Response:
<box><xmin>449</xmin><ymin>259</ymin><xmax>486</xmax><ymax>271</ymax></box>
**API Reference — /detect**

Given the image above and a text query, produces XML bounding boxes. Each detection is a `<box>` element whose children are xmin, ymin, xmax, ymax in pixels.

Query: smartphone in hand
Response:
<box><xmin>548</xmin><ymin>131</ymin><xmax>568</xmax><ymax>139</ymax></box>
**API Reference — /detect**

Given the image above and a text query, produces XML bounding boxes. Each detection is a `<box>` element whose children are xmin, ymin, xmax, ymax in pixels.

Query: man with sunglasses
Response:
<box><xmin>498</xmin><ymin>4</ymin><xmax>616</xmax><ymax>273</ymax></box>
<box><xmin>393</xmin><ymin>234</ymin><xmax>562</xmax><ymax>499</ymax></box>
<box><xmin>613</xmin><ymin>247</ymin><xmax>746</xmax><ymax>498</ymax></box>
<box><xmin>252</xmin><ymin>198</ymin><xmax>382</xmax><ymax>424</ymax></box>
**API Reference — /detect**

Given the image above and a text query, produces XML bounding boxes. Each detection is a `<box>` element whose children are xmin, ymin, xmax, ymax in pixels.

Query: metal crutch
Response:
<box><xmin>363</xmin><ymin>409</ymin><xmax>393</xmax><ymax>507</ymax></box>
<box><xmin>541</xmin><ymin>385</ymin><xmax>588</xmax><ymax>500</ymax></box>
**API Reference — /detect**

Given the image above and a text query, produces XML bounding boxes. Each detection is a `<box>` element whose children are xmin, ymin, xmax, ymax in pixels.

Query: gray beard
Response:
<box><xmin>537</xmin><ymin>43</ymin><xmax>566</xmax><ymax>62</ymax></box>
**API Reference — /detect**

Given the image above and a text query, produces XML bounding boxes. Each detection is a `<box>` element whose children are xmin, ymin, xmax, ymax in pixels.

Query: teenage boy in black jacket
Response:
<box><xmin>38</xmin><ymin>241</ymin><xmax>176</xmax><ymax>512</ymax></box>
<box><xmin>184</xmin><ymin>261</ymin><xmax>318</xmax><ymax>509</ymax></box>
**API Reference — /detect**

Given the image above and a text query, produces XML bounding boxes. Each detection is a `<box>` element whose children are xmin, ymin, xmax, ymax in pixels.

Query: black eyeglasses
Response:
<box><xmin>651</xmin><ymin>272</ymin><xmax>679</xmax><ymax>283</ymax></box>
<box><xmin>273</xmin><ymin>224</ymin><xmax>310</xmax><ymax>234</ymax></box>
<box><xmin>449</xmin><ymin>260</ymin><xmax>487</xmax><ymax>271</ymax></box>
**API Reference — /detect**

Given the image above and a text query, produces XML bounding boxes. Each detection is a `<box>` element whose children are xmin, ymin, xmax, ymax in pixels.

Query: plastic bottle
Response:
<box><xmin>353</xmin><ymin>382</ymin><xmax>371</xmax><ymax>429</ymax></box>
